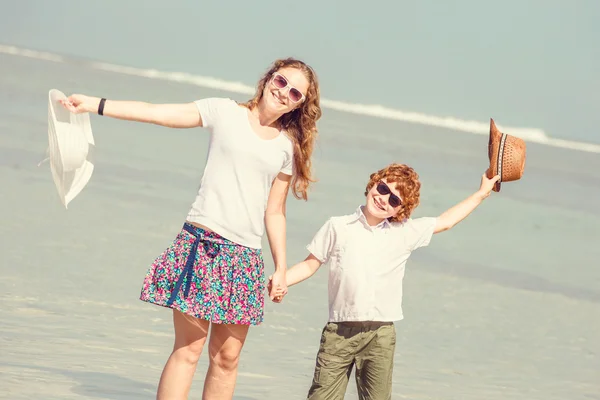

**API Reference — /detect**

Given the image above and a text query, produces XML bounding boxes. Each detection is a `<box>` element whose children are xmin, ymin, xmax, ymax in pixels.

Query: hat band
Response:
<box><xmin>497</xmin><ymin>133</ymin><xmax>507</xmax><ymax>181</ymax></box>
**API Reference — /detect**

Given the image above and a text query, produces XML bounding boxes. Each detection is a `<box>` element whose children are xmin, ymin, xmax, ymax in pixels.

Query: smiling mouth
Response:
<box><xmin>374</xmin><ymin>198</ymin><xmax>385</xmax><ymax>211</ymax></box>
<box><xmin>272</xmin><ymin>92</ymin><xmax>285</xmax><ymax>105</ymax></box>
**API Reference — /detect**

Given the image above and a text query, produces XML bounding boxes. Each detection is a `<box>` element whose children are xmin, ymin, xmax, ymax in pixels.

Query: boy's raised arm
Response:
<box><xmin>434</xmin><ymin>173</ymin><xmax>500</xmax><ymax>234</ymax></box>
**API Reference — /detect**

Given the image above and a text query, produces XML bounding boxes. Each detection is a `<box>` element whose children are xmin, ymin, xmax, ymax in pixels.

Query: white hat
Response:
<box><xmin>43</xmin><ymin>89</ymin><xmax>95</xmax><ymax>209</ymax></box>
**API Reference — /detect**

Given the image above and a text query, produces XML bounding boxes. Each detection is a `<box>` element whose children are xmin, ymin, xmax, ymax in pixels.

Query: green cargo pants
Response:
<box><xmin>307</xmin><ymin>321</ymin><xmax>396</xmax><ymax>400</ymax></box>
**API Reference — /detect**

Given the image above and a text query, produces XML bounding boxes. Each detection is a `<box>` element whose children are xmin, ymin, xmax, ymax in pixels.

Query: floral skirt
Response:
<box><xmin>139</xmin><ymin>223</ymin><xmax>265</xmax><ymax>325</ymax></box>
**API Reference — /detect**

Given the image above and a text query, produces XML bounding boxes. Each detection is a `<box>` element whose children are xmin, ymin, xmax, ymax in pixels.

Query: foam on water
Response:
<box><xmin>2</xmin><ymin>44</ymin><xmax>599</xmax><ymax>154</ymax></box>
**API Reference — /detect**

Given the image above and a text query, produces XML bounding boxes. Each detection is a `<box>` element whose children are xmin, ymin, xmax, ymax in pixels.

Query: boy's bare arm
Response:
<box><xmin>267</xmin><ymin>254</ymin><xmax>322</xmax><ymax>301</ymax></box>
<box><xmin>434</xmin><ymin>173</ymin><xmax>500</xmax><ymax>234</ymax></box>
<box><xmin>287</xmin><ymin>254</ymin><xmax>323</xmax><ymax>287</ymax></box>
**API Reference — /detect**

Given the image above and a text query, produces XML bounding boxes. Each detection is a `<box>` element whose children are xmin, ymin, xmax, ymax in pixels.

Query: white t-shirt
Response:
<box><xmin>307</xmin><ymin>206</ymin><xmax>437</xmax><ymax>322</ymax></box>
<box><xmin>186</xmin><ymin>98</ymin><xmax>294</xmax><ymax>249</ymax></box>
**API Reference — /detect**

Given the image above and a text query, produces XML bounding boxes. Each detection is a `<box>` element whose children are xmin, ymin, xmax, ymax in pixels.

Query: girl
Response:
<box><xmin>60</xmin><ymin>58</ymin><xmax>321</xmax><ymax>399</ymax></box>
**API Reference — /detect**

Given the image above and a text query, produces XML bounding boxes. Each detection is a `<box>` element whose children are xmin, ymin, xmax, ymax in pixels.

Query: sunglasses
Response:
<box><xmin>270</xmin><ymin>73</ymin><xmax>305</xmax><ymax>104</ymax></box>
<box><xmin>376</xmin><ymin>181</ymin><xmax>403</xmax><ymax>208</ymax></box>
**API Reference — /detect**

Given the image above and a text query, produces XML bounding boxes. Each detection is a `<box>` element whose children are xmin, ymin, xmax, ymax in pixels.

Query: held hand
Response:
<box><xmin>267</xmin><ymin>275</ymin><xmax>275</xmax><ymax>297</ymax></box>
<box><xmin>477</xmin><ymin>173</ymin><xmax>501</xmax><ymax>199</ymax></box>
<box><xmin>267</xmin><ymin>275</ymin><xmax>285</xmax><ymax>303</ymax></box>
<box><xmin>59</xmin><ymin>94</ymin><xmax>100</xmax><ymax>114</ymax></box>
<box><xmin>269</xmin><ymin>270</ymin><xmax>288</xmax><ymax>303</ymax></box>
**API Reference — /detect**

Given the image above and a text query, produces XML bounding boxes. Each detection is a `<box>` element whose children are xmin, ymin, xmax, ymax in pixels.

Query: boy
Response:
<box><xmin>270</xmin><ymin>163</ymin><xmax>500</xmax><ymax>400</ymax></box>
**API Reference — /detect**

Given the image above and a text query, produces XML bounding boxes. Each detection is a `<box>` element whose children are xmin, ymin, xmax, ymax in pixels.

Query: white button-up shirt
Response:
<box><xmin>307</xmin><ymin>206</ymin><xmax>437</xmax><ymax>322</ymax></box>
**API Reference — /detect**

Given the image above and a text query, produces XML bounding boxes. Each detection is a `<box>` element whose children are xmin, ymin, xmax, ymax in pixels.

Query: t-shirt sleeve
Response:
<box><xmin>306</xmin><ymin>218</ymin><xmax>335</xmax><ymax>263</ymax></box>
<box><xmin>280</xmin><ymin>139</ymin><xmax>294</xmax><ymax>175</ymax></box>
<box><xmin>194</xmin><ymin>98</ymin><xmax>231</xmax><ymax>129</ymax></box>
<box><xmin>408</xmin><ymin>217</ymin><xmax>437</xmax><ymax>250</ymax></box>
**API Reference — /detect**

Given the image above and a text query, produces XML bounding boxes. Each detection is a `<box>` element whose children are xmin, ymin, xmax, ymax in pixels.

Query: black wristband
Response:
<box><xmin>98</xmin><ymin>98</ymin><xmax>106</xmax><ymax>116</ymax></box>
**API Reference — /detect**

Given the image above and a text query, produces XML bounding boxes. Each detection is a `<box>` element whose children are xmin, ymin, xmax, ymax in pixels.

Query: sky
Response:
<box><xmin>1</xmin><ymin>0</ymin><xmax>598</xmax><ymax>143</ymax></box>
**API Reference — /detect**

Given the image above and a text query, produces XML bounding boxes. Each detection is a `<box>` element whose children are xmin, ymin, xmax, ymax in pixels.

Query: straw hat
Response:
<box><xmin>43</xmin><ymin>89</ymin><xmax>95</xmax><ymax>208</ymax></box>
<box><xmin>486</xmin><ymin>118</ymin><xmax>526</xmax><ymax>192</ymax></box>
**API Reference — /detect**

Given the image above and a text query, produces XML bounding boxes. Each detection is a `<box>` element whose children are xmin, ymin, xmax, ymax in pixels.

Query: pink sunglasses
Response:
<box><xmin>270</xmin><ymin>73</ymin><xmax>306</xmax><ymax>103</ymax></box>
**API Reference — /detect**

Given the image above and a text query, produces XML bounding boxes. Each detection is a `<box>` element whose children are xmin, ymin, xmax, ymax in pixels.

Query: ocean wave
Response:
<box><xmin>2</xmin><ymin>43</ymin><xmax>599</xmax><ymax>154</ymax></box>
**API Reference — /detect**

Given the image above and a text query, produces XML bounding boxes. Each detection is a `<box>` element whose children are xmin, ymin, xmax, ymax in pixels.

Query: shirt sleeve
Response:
<box><xmin>194</xmin><ymin>98</ymin><xmax>231</xmax><ymax>129</ymax></box>
<box><xmin>408</xmin><ymin>217</ymin><xmax>437</xmax><ymax>250</ymax></box>
<box><xmin>306</xmin><ymin>218</ymin><xmax>335</xmax><ymax>263</ymax></box>
<box><xmin>280</xmin><ymin>138</ymin><xmax>294</xmax><ymax>175</ymax></box>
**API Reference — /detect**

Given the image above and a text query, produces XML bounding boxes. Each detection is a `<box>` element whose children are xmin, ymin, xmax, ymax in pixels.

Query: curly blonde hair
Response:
<box><xmin>364</xmin><ymin>163</ymin><xmax>421</xmax><ymax>222</ymax></box>
<box><xmin>242</xmin><ymin>58</ymin><xmax>322</xmax><ymax>201</ymax></box>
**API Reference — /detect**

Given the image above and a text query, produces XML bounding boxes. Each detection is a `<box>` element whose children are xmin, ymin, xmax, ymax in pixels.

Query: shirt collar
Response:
<box><xmin>350</xmin><ymin>206</ymin><xmax>391</xmax><ymax>230</ymax></box>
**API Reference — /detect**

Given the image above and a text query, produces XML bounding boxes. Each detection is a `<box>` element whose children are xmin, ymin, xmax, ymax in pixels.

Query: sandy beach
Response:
<box><xmin>1</xmin><ymin>50</ymin><xmax>599</xmax><ymax>400</ymax></box>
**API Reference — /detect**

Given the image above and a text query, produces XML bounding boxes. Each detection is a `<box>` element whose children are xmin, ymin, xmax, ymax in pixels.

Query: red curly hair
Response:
<box><xmin>364</xmin><ymin>163</ymin><xmax>421</xmax><ymax>222</ymax></box>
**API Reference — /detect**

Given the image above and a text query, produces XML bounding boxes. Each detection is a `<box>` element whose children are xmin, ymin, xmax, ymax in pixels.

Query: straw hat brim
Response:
<box><xmin>486</xmin><ymin>118</ymin><xmax>526</xmax><ymax>192</ymax></box>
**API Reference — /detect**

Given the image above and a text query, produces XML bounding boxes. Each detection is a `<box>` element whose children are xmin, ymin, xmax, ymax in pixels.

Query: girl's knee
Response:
<box><xmin>209</xmin><ymin>343</ymin><xmax>242</xmax><ymax>372</ymax></box>
<box><xmin>173</xmin><ymin>338</ymin><xmax>207</xmax><ymax>365</ymax></box>
<box><xmin>207</xmin><ymin>323</ymin><xmax>248</xmax><ymax>372</ymax></box>
<box><xmin>171</xmin><ymin>311</ymin><xmax>210</xmax><ymax>365</ymax></box>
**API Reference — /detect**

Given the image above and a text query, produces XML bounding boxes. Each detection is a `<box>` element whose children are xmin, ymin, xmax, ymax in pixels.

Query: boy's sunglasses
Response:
<box><xmin>270</xmin><ymin>73</ymin><xmax>305</xmax><ymax>104</ymax></box>
<box><xmin>376</xmin><ymin>181</ymin><xmax>402</xmax><ymax>208</ymax></box>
